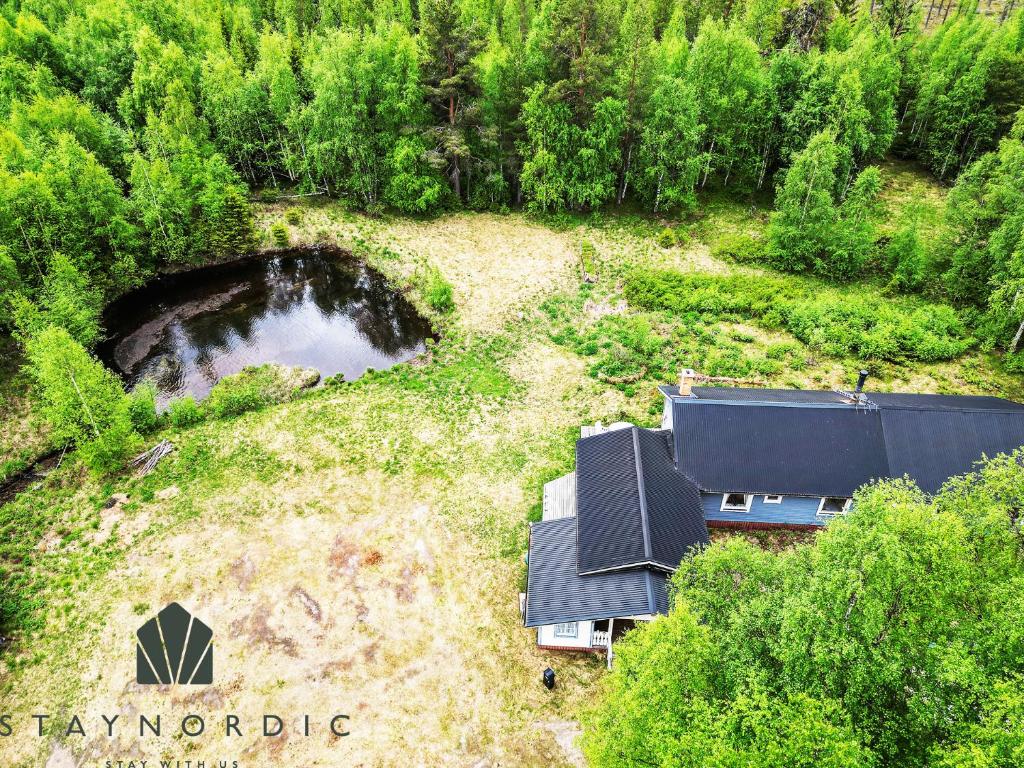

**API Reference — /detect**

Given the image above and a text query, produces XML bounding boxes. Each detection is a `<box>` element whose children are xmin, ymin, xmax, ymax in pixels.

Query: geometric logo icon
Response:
<box><xmin>136</xmin><ymin>602</ymin><xmax>213</xmax><ymax>685</ymax></box>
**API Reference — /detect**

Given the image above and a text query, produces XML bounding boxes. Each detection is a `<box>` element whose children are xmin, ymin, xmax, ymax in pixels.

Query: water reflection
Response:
<box><xmin>99</xmin><ymin>247</ymin><xmax>434</xmax><ymax>406</ymax></box>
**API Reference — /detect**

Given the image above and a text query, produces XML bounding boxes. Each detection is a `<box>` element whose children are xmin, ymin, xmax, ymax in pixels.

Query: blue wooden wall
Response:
<box><xmin>700</xmin><ymin>492</ymin><xmax>830</xmax><ymax>527</ymax></box>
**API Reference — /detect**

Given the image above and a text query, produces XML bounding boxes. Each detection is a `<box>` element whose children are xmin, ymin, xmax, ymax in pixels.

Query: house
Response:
<box><xmin>523</xmin><ymin>371</ymin><xmax>1024</xmax><ymax>659</ymax></box>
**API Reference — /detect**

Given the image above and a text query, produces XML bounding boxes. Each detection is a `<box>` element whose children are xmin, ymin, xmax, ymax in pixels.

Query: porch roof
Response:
<box><xmin>524</xmin><ymin>518</ymin><xmax>669</xmax><ymax>627</ymax></box>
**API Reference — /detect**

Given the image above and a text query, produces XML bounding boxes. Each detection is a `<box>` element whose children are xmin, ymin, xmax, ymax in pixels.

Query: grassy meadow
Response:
<box><xmin>1</xmin><ymin>161</ymin><xmax>1022</xmax><ymax>767</ymax></box>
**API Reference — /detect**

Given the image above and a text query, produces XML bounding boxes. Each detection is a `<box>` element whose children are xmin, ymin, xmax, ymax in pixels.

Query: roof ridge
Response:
<box><xmin>631</xmin><ymin>427</ymin><xmax>654</xmax><ymax>562</ymax></box>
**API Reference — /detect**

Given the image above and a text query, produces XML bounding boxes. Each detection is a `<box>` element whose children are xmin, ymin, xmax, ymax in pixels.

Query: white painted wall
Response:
<box><xmin>537</xmin><ymin>621</ymin><xmax>593</xmax><ymax>648</ymax></box>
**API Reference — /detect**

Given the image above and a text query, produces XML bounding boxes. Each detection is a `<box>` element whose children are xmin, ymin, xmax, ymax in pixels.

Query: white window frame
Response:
<box><xmin>554</xmin><ymin>622</ymin><xmax>578</xmax><ymax>638</ymax></box>
<box><xmin>763</xmin><ymin>495</ymin><xmax>783</xmax><ymax>504</ymax></box>
<box><xmin>817</xmin><ymin>497</ymin><xmax>852</xmax><ymax>517</ymax></box>
<box><xmin>720</xmin><ymin>493</ymin><xmax>753</xmax><ymax>513</ymax></box>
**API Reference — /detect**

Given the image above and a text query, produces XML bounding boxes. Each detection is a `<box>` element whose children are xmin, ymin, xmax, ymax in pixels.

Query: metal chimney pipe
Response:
<box><xmin>855</xmin><ymin>370</ymin><xmax>869</xmax><ymax>394</ymax></box>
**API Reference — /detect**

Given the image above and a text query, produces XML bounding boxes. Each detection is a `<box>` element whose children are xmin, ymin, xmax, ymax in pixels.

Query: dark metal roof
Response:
<box><xmin>671</xmin><ymin>392</ymin><xmax>1024</xmax><ymax>497</ymax></box>
<box><xmin>868</xmin><ymin>392</ymin><xmax>1024</xmax><ymax>411</ymax></box>
<box><xmin>575</xmin><ymin>428</ymin><xmax>647</xmax><ymax>573</ymax></box>
<box><xmin>881</xmin><ymin>407</ymin><xmax>1024</xmax><ymax>493</ymax></box>
<box><xmin>576</xmin><ymin>427</ymin><xmax>708</xmax><ymax>575</ymax></box>
<box><xmin>691</xmin><ymin>385</ymin><xmax>1024</xmax><ymax>411</ymax></box>
<box><xmin>524</xmin><ymin>518</ymin><xmax>669</xmax><ymax>627</ymax></box>
<box><xmin>674</xmin><ymin>400</ymin><xmax>891</xmax><ymax>497</ymax></box>
<box><xmin>692</xmin><ymin>386</ymin><xmax>846</xmax><ymax>404</ymax></box>
<box><xmin>635</xmin><ymin>429</ymin><xmax>710</xmax><ymax>568</ymax></box>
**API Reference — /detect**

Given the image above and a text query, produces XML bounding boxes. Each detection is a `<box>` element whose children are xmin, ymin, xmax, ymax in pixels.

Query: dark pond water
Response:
<box><xmin>99</xmin><ymin>247</ymin><xmax>433</xmax><ymax>407</ymax></box>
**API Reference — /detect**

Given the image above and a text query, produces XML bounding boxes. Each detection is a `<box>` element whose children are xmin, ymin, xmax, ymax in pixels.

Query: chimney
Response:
<box><xmin>855</xmin><ymin>370</ymin><xmax>869</xmax><ymax>394</ymax></box>
<box><xmin>679</xmin><ymin>368</ymin><xmax>698</xmax><ymax>397</ymax></box>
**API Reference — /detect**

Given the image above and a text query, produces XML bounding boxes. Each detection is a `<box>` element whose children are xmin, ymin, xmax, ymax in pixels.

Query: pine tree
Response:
<box><xmin>419</xmin><ymin>0</ymin><xmax>486</xmax><ymax>201</ymax></box>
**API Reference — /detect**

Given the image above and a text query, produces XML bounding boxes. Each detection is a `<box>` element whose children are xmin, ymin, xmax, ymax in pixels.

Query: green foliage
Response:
<box><xmin>9</xmin><ymin>252</ymin><xmax>102</xmax><ymax>348</ymax></box>
<box><xmin>271</xmin><ymin>221</ymin><xmax>290</xmax><ymax>247</ymax></box>
<box><xmin>899</xmin><ymin>16</ymin><xmax>1024</xmax><ymax>180</ymax></box>
<box><xmin>626</xmin><ymin>269</ymin><xmax>974</xmax><ymax>362</ymax></box>
<box><xmin>300</xmin><ymin>23</ymin><xmax>442</xmax><ymax>212</ymax></box>
<box><xmin>584</xmin><ymin>455</ymin><xmax>1024</xmax><ymax>767</ymax></box>
<box><xmin>204</xmin><ymin>365</ymin><xmax>280</xmax><ymax>418</ymax></box>
<box><xmin>935</xmin><ymin>116</ymin><xmax>1024</xmax><ymax>352</ymax></box>
<box><xmin>23</xmin><ymin>326</ymin><xmax>137</xmax><ymax>473</ymax></box>
<box><xmin>711</xmin><ymin>233</ymin><xmax>765</xmax><ymax>264</ymax></box>
<box><xmin>422</xmin><ymin>267</ymin><xmax>454</xmax><ymax>313</ymax></box>
<box><xmin>127</xmin><ymin>381</ymin><xmax>158</xmax><ymax>434</ymax></box>
<box><xmin>285</xmin><ymin>207</ymin><xmax>302</xmax><ymax>225</ymax></box>
<box><xmin>656</xmin><ymin>227</ymin><xmax>677</xmax><ymax>248</ymax></box>
<box><xmin>167</xmin><ymin>395</ymin><xmax>203</xmax><ymax>428</ymax></box>
<box><xmin>767</xmin><ymin>132</ymin><xmax>882</xmax><ymax>280</ymax></box>
<box><xmin>884</xmin><ymin>220</ymin><xmax>928</xmax><ymax>293</ymax></box>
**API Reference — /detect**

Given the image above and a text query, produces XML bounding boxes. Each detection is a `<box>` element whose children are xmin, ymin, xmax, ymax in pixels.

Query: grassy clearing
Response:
<box><xmin>0</xmin><ymin>214</ymin><xmax>637</xmax><ymax>768</ymax></box>
<box><xmin>2</xmin><ymin>164</ymin><xmax>1021</xmax><ymax>766</ymax></box>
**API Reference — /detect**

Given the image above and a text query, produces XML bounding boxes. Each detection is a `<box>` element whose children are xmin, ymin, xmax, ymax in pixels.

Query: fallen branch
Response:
<box><xmin>598</xmin><ymin>367</ymin><xmax>648</xmax><ymax>385</ymax></box>
<box><xmin>131</xmin><ymin>440</ymin><xmax>174</xmax><ymax>476</ymax></box>
<box><xmin>694</xmin><ymin>373</ymin><xmax>768</xmax><ymax>387</ymax></box>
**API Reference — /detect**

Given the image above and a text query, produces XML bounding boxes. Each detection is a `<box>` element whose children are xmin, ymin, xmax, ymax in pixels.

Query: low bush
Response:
<box><xmin>205</xmin><ymin>366</ymin><xmax>279</xmax><ymax>418</ymax></box>
<box><xmin>127</xmin><ymin>382</ymin><xmax>159</xmax><ymax>433</ymax></box>
<box><xmin>711</xmin><ymin>233</ymin><xmax>766</xmax><ymax>264</ymax></box>
<box><xmin>625</xmin><ymin>269</ymin><xmax>974</xmax><ymax>363</ymax></box>
<box><xmin>270</xmin><ymin>222</ymin><xmax>290</xmax><ymax>247</ymax></box>
<box><xmin>423</xmin><ymin>268</ymin><xmax>454</xmax><ymax>313</ymax></box>
<box><xmin>204</xmin><ymin>364</ymin><xmax>318</xmax><ymax>418</ymax></box>
<box><xmin>581</xmin><ymin>239</ymin><xmax>597</xmax><ymax>277</ymax></box>
<box><xmin>285</xmin><ymin>208</ymin><xmax>302</xmax><ymax>225</ymax></box>
<box><xmin>167</xmin><ymin>395</ymin><xmax>203</xmax><ymax>427</ymax></box>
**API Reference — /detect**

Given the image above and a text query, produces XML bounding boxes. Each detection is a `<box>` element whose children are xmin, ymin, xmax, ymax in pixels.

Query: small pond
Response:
<box><xmin>99</xmin><ymin>247</ymin><xmax>433</xmax><ymax>407</ymax></box>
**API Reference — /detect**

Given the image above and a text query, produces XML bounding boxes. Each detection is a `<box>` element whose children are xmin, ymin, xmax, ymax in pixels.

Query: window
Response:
<box><xmin>818</xmin><ymin>497</ymin><xmax>851</xmax><ymax>516</ymax></box>
<box><xmin>721</xmin><ymin>493</ymin><xmax>753</xmax><ymax>512</ymax></box>
<box><xmin>554</xmin><ymin>622</ymin><xmax>578</xmax><ymax>638</ymax></box>
<box><xmin>763</xmin><ymin>495</ymin><xmax>783</xmax><ymax>504</ymax></box>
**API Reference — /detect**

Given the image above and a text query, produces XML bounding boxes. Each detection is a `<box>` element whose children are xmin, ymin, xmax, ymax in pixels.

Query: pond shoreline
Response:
<box><xmin>98</xmin><ymin>245</ymin><xmax>435</xmax><ymax>406</ymax></box>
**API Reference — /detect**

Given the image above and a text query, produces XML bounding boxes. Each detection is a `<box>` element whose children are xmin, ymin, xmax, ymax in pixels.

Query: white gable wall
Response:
<box><xmin>537</xmin><ymin>621</ymin><xmax>594</xmax><ymax>648</ymax></box>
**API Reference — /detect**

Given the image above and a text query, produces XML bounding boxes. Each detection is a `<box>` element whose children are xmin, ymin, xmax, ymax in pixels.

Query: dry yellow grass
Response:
<box><xmin>5</xmin><ymin>195</ymin><xmax>1020</xmax><ymax>768</ymax></box>
<box><xmin>1</xmin><ymin>210</ymin><xmax>624</xmax><ymax>768</ymax></box>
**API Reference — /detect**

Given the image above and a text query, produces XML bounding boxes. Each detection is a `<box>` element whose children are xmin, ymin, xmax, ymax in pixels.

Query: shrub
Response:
<box><xmin>625</xmin><ymin>268</ymin><xmax>974</xmax><ymax>363</ymax></box>
<box><xmin>657</xmin><ymin>228</ymin><xmax>677</xmax><ymax>248</ymax></box>
<box><xmin>167</xmin><ymin>395</ymin><xmax>203</xmax><ymax>427</ymax></box>
<box><xmin>711</xmin><ymin>233</ymin><xmax>766</xmax><ymax>264</ymax></box>
<box><xmin>127</xmin><ymin>382</ymin><xmax>159</xmax><ymax>433</ymax></box>
<box><xmin>205</xmin><ymin>366</ymin><xmax>278</xmax><ymax>418</ymax></box>
<box><xmin>285</xmin><ymin>207</ymin><xmax>302</xmax><ymax>225</ymax></box>
<box><xmin>883</xmin><ymin>224</ymin><xmax>927</xmax><ymax>293</ymax></box>
<box><xmin>270</xmin><ymin>222</ymin><xmax>290</xmax><ymax>247</ymax></box>
<box><xmin>581</xmin><ymin>239</ymin><xmax>597</xmax><ymax>277</ymax></box>
<box><xmin>423</xmin><ymin>268</ymin><xmax>454</xmax><ymax>313</ymax></box>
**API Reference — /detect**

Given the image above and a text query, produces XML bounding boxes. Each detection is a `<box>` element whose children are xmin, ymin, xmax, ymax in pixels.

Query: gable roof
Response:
<box><xmin>524</xmin><ymin>517</ymin><xmax>670</xmax><ymax>627</ymax></box>
<box><xmin>881</xmin><ymin>407</ymin><xmax>1024</xmax><ymax>493</ymax></box>
<box><xmin>674</xmin><ymin>401</ymin><xmax>890</xmax><ymax>497</ymax></box>
<box><xmin>671</xmin><ymin>387</ymin><xmax>1024</xmax><ymax>496</ymax></box>
<box><xmin>576</xmin><ymin>427</ymin><xmax>708</xmax><ymax>575</ymax></box>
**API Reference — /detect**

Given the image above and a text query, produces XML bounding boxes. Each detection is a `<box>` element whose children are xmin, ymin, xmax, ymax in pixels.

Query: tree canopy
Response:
<box><xmin>583</xmin><ymin>453</ymin><xmax>1024</xmax><ymax>768</ymax></box>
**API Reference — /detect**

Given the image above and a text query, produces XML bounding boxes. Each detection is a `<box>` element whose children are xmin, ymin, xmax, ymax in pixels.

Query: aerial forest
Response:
<box><xmin>2</xmin><ymin>0</ymin><xmax>1023</xmax><ymax>331</ymax></box>
<box><xmin>1</xmin><ymin>0</ymin><xmax>1023</xmax><ymax>398</ymax></box>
